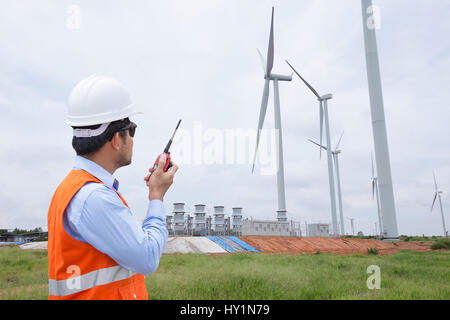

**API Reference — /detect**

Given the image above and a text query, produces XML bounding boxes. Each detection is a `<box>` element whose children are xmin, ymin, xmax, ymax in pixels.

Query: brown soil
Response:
<box><xmin>238</xmin><ymin>236</ymin><xmax>433</xmax><ymax>255</ymax></box>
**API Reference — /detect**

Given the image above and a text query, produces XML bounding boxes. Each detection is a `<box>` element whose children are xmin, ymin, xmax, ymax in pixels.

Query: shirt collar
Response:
<box><xmin>73</xmin><ymin>156</ymin><xmax>119</xmax><ymax>191</ymax></box>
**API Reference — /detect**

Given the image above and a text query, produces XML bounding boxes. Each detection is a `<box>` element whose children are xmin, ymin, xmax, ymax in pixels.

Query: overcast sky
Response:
<box><xmin>0</xmin><ymin>0</ymin><xmax>449</xmax><ymax>236</ymax></box>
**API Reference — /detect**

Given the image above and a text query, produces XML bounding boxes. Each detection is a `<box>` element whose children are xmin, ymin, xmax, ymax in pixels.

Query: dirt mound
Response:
<box><xmin>238</xmin><ymin>236</ymin><xmax>433</xmax><ymax>255</ymax></box>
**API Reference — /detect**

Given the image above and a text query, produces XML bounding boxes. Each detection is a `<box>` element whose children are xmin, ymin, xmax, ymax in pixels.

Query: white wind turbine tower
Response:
<box><xmin>431</xmin><ymin>171</ymin><xmax>448</xmax><ymax>237</ymax></box>
<box><xmin>361</xmin><ymin>0</ymin><xmax>399</xmax><ymax>240</ymax></box>
<box><xmin>308</xmin><ymin>132</ymin><xmax>345</xmax><ymax>235</ymax></box>
<box><xmin>252</xmin><ymin>7</ymin><xmax>292</xmax><ymax>222</ymax></box>
<box><xmin>286</xmin><ymin>61</ymin><xmax>339</xmax><ymax>236</ymax></box>
<box><xmin>371</xmin><ymin>154</ymin><xmax>383</xmax><ymax>237</ymax></box>
<box><xmin>348</xmin><ymin>217</ymin><xmax>355</xmax><ymax>235</ymax></box>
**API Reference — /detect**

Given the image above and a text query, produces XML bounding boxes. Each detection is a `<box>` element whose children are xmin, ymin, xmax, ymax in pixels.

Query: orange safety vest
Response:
<box><xmin>47</xmin><ymin>170</ymin><xmax>148</xmax><ymax>300</ymax></box>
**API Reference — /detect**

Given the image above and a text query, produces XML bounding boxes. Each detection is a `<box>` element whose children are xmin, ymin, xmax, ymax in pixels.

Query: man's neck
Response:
<box><xmin>82</xmin><ymin>154</ymin><xmax>117</xmax><ymax>175</ymax></box>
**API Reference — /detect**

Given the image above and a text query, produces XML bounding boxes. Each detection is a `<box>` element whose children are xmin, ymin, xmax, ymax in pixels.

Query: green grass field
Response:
<box><xmin>0</xmin><ymin>246</ymin><xmax>449</xmax><ymax>300</ymax></box>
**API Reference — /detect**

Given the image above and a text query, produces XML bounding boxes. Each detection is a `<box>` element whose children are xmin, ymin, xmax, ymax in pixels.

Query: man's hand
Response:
<box><xmin>144</xmin><ymin>154</ymin><xmax>178</xmax><ymax>201</ymax></box>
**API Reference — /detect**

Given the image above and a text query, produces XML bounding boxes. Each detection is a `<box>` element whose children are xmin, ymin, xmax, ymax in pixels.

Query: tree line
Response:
<box><xmin>0</xmin><ymin>227</ymin><xmax>44</xmax><ymax>234</ymax></box>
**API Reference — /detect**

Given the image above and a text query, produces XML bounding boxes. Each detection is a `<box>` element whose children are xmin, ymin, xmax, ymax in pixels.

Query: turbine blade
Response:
<box><xmin>252</xmin><ymin>79</ymin><xmax>271</xmax><ymax>173</ymax></box>
<box><xmin>319</xmin><ymin>101</ymin><xmax>324</xmax><ymax>160</ymax></box>
<box><xmin>371</xmin><ymin>153</ymin><xmax>375</xmax><ymax>178</ymax></box>
<box><xmin>285</xmin><ymin>60</ymin><xmax>321</xmax><ymax>100</ymax></box>
<box><xmin>256</xmin><ymin>48</ymin><xmax>266</xmax><ymax>75</ymax></box>
<box><xmin>333</xmin><ymin>153</ymin><xmax>338</xmax><ymax>171</ymax></box>
<box><xmin>335</xmin><ymin>131</ymin><xmax>344</xmax><ymax>151</ymax></box>
<box><xmin>308</xmin><ymin>139</ymin><xmax>327</xmax><ymax>150</ymax></box>
<box><xmin>433</xmin><ymin>171</ymin><xmax>438</xmax><ymax>191</ymax></box>
<box><xmin>431</xmin><ymin>193</ymin><xmax>437</xmax><ymax>212</ymax></box>
<box><xmin>372</xmin><ymin>180</ymin><xmax>375</xmax><ymax>200</ymax></box>
<box><xmin>265</xmin><ymin>7</ymin><xmax>274</xmax><ymax>78</ymax></box>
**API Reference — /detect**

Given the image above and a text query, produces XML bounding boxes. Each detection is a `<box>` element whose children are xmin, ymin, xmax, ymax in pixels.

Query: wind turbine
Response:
<box><xmin>361</xmin><ymin>0</ymin><xmax>399</xmax><ymax>240</ymax></box>
<box><xmin>431</xmin><ymin>171</ymin><xmax>448</xmax><ymax>237</ymax></box>
<box><xmin>308</xmin><ymin>132</ymin><xmax>345</xmax><ymax>235</ymax></box>
<box><xmin>371</xmin><ymin>154</ymin><xmax>383</xmax><ymax>237</ymax></box>
<box><xmin>286</xmin><ymin>61</ymin><xmax>338</xmax><ymax>236</ymax></box>
<box><xmin>348</xmin><ymin>217</ymin><xmax>355</xmax><ymax>235</ymax></box>
<box><xmin>252</xmin><ymin>7</ymin><xmax>292</xmax><ymax>222</ymax></box>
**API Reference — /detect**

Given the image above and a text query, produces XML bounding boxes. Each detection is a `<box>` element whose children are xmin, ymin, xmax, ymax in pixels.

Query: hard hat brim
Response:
<box><xmin>66</xmin><ymin>106</ymin><xmax>143</xmax><ymax>127</ymax></box>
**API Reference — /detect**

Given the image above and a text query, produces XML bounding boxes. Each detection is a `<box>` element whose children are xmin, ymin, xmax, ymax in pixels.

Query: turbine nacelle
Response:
<box><xmin>320</xmin><ymin>93</ymin><xmax>333</xmax><ymax>101</ymax></box>
<box><xmin>257</xmin><ymin>52</ymin><xmax>292</xmax><ymax>82</ymax></box>
<box><xmin>267</xmin><ymin>73</ymin><xmax>293</xmax><ymax>81</ymax></box>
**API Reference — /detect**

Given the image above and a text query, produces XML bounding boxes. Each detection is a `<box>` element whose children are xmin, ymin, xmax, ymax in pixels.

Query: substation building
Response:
<box><xmin>166</xmin><ymin>203</ymin><xmax>308</xmax><ymax>237</ymax></box>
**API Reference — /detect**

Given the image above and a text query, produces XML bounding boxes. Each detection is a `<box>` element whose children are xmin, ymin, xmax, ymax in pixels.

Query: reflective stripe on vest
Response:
<box><xmin>49</xmin><ymin>265</ymin><xmax>136</xmax><ymax>296</ymax></box>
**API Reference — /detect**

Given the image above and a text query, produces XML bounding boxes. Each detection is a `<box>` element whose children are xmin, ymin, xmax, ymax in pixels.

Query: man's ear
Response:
<box><xmin>110</xmin><ymin>132</ymin><xmax>121</xmax><ymax>151</ymax></box>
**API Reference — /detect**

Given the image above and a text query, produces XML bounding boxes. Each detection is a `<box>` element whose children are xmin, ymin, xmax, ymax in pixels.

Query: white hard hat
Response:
<box><xmin>66</xmin><ymin>74</ymin><xmax>141</xmax><ymax>127</ymax></box>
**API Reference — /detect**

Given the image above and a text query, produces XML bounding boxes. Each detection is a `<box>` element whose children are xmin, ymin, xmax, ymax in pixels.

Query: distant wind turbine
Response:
<box><xmin>348</xmin><ymin>217</ymin><xmax>355</xmax><ymax>235</ymax></box>
<box><xmin>287</xmin><ymin>60</ymin><xmax>338</xmax><ymax>236</ymax></box>
<box><xmin>431</xmin><ymin>171</ymin><xmax>448</xmax><ymax>237</ymax></box>
<box><xmin>371</xmin><ymin>153</ymin><xmax>383</xmax><ymax>237</ymax></box>
<box><xmin>308</xmin><ymin>132</ymin><xmax>345</xmax><ymax>235</ymax></box>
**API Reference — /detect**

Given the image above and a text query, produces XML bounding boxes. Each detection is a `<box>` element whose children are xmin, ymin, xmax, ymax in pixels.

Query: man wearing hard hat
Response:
<box><xmin>47</xmin><ymin>75</ymin><xmax>177</xmax><ymax>300</ymax></box>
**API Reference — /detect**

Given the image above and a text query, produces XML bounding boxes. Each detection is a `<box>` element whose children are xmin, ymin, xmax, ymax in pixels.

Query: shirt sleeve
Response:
<box><xmin>73</xmin><ymin>186</ymin><xmax>168</xmax><ymax>275</ymax></box>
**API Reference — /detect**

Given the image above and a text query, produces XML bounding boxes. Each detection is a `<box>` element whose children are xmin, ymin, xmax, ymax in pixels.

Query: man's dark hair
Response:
<box><xmin>72</xmin><ymin>118</ymin><xmax>130</xmax><ymax>156</ymax></box>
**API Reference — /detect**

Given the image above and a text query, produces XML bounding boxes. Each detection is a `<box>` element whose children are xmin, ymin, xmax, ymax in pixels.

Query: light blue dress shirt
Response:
<box><xmin>63</xmin><ymin>156</ymin><xmax>168</xmax><ymax>275</ymax></box>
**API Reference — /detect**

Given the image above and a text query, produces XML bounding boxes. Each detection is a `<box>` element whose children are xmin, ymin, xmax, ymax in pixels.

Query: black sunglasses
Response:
<box><xmin>118</xmin><ymin>122</ymin><xmax>137</xmax><ymax>138</ymax></box>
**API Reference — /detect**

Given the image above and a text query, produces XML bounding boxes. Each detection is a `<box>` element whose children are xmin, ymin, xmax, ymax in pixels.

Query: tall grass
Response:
<box><xmin>399</xmin><ymin>235</ymin><xmax>444</xmax><ymax>242</ymax></box>
<box><xmin>431</xmin><ymin>239</ymin><xmax>450</xmax><ymax>250</ymax></box>
<box><xmin>147</xmin><ymin>251</ymin><xmax>450</xmax><ymax>300</ymax></box>
<box><xmin>1</xmin><ymin>247</ymin><xmax>449</xmax><ymax>300</ymax></box>
<box><xmin>0</xmin><ymin>246</ymin><xmax>48</xmax><ymax>299</ymax></box>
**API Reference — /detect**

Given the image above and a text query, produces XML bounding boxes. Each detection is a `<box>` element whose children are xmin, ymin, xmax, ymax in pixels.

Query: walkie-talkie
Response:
<box><xmin>150</xmin><ymin>119</ymin><xmax>181</xmax><ymax>175</ymax></box>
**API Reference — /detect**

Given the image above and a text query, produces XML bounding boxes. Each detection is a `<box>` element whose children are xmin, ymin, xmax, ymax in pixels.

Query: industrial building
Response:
<box><xmin>213</xmin><ymin>206</ymin><xmax>225</xmax><ymax>235</ymax></box>
<box><xmin>307</xmin><ymin>223</ymin><xmax>331</xmax><ymax>237</ymax></box>
<box><xmin>193</xmin><ymin>204</ymin><xmax>207</xmax><ymax>236</ymax></box>
<box><xmin>231</xmin><ymin>207</ymin><xmax>243</xmax><ymax>236</ymax></box>
<box><xmin>167</xmin><ymin>203</ymin><xmax>245</xmax><ymax>237</ymax></box>
<box><xmin>241</xmin><ymin>219</ymin><xmax>290</xmax><ymax>236</ymax></box>
<box><xmin>164</xmin><ymin>203</ymin><xmax>329</xmax><ymax>237</ymax></box>
<box><xmin>172</xmin><ymin>203</ymin><xmax>185</xmax><ymax>236</ymax></box>
<box><xmin>165</xmin><ymin>203</ymin><xmax>308</xmax><ymax>237</ymax></box>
